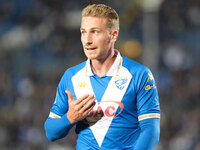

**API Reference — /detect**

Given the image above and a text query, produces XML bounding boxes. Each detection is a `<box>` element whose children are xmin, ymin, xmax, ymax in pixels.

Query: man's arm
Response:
<box><xmin>134</xmin><ymin>68</ymin><xmax>160</xmax><ymax>149</ymax></box>
<box><xmin>44</xmin><ymin>114</ymin><xmax>74</xmax><ymax>141</ymax></box>
<box><xmin>44</xmin><ymin>90</ymin><xmax>96</xmax><ymax>141</ymax></box>
<box><xmin>134</xmin><ymin>118</ymin><xmax>160</xmax><ymax>150</ymax></box>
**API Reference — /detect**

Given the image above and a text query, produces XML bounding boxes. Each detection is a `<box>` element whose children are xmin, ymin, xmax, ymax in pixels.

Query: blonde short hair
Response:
<box><xmin>82</xmin><ymin>4</ymin><xmax>119</xmax><ymax>31</ymax></box>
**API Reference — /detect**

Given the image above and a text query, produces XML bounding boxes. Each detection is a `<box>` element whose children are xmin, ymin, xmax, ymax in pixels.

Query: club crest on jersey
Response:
<box><xmin>114</xmin><ymin>76</ymin><xmax>128</xmax><ymax>90</ymax></box>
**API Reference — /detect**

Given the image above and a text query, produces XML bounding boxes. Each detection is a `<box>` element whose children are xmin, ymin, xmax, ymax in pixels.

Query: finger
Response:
<box><xmin>65</xmin><ymin>90</ymin><xmax>74</xmax><ymax>103</ymax></box>
<box><xmin>82</xmin><ymin>100</ymin><xmax>96</xmax><ymax>117</ymax></box>
<box><xmin>80</xmin><ymin>97</ymin><xmax>96</xmax><ymax>113</ymax></box>
<box><xmin>79</xmin><ymin>94</ymin><xmax>95</xmax><ymax>106</ymax></box>
<box><xmin>75</xmin><ymin>93</ymin><xmax>91</xmax><ymax>104</ymax></box>
<box><xmin>76</xmin><ymin>94</ymin><xmax>95</xmax><ymax>110</ymax></box>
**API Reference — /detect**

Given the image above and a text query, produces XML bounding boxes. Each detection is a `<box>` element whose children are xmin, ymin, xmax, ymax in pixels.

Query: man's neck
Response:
<box><xmin>91</xmin><ymin>50</ymin><xmax>117</xmax><ymax>77</ymax></box>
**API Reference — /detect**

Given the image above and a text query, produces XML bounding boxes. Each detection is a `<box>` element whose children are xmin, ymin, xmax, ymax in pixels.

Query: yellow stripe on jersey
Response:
<box><xmin>138</xmin><ymin>113</ymin><xmax>160</xmax><ymax>121</ymax></box>
<box><xmin>49</xmin><ymin>112</ymin><xmax>61</xmax><ymax>119</ymax></box>
<box><xmin>116</xmin><ymin>57</ymin><xmax>122</xmax><ymax>76</ymax></box>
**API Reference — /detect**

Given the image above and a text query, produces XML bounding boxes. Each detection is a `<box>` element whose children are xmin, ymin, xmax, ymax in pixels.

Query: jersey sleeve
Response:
<box><xmin>133</xmin><ymin>118</ymin><xmax>160</xmax><ymax>150</ymax></box>
<box><xmin>131</xmin><ymin>68</ymin><xmax>160</xmax><ymax>150</ymax></box>
<box><xmin>44</xmin><ymin>70</ymin><xmax>75</xmax><ymax>141</ymax></box>
<box><xmin>133</xmin><ymin>67</ymin><xmax>160</xmax><ymax>149</ymax></box>
<box><xmin>49</xmin><ymin>71</ymin><xmax>69</xmax><ymax>118</ymax></box>
<box><xmin>136</xmin><ymin>68</ymin><xmax>160</xmax><ymax>121</ymax></box>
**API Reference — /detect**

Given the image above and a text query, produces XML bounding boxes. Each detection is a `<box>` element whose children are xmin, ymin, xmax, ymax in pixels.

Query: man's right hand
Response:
<box><xmin>65</xmin><ymin>90</ymin><xmax>96</xmax><ymax>124</ymax></box>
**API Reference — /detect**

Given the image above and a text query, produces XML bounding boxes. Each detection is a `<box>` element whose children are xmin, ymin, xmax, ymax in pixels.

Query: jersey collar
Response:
<box><xmin>85</xmin><ymin>50</ymin><xmax>122</xmax><ymax>77</ymax></box>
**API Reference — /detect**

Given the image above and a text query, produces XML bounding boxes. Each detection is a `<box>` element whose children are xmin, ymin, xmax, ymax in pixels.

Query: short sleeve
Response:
<box><xmin>136</xmin><ymin>68</ymin><xmax>160</xmax><ymax>121</ymax></box>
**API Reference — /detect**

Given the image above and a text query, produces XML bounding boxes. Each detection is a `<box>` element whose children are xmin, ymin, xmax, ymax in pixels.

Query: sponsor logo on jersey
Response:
<box><xmin>84</xmin><ymin>101</ymin><xmax>124</xmax><ymax>124</ymax></box>
<box><xmin>145</xmin><ymin>84</ymin><xmax>156</xmax><ymax>90</ymax></box>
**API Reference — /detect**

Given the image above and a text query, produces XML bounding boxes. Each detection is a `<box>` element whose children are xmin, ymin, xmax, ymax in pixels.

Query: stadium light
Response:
<box><xmin>141</xmin><ymin>0</ymin><xmax>163</xmax><ymax>79</ymax></box>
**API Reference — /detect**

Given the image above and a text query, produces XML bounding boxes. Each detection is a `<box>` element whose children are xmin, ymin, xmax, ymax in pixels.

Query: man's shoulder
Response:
<box><xmin>63</xmin><ymin>61</ymin><xmax>86</xmax><ymax>78</ymax></box>
<box><xmin>122</xmin><ymin>56</ymin><xmax>149</xmax><ymax>74</ymax></box>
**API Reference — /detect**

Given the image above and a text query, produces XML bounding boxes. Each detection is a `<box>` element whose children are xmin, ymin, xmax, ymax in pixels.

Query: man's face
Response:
<box><xmin>80</xmin><ymin>16</ymin><xmax>116</xmax><ymax>61</ymax></box>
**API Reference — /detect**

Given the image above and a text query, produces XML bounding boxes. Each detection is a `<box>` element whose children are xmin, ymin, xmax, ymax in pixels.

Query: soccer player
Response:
<box><xmin>44</xmin><ymin>4</ymin><xmax>160</xmax><ymax>150</ymax></box>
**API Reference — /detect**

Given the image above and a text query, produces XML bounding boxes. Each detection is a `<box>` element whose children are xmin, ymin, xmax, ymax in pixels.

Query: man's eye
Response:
<box><xmin>81</xmin><ymin>31</ymin><xmax>86</xmax><ymax>35</ymax></box>
<box><xmin>93</xmin><ymin>31</ymin><xmax>98</xmax><ymax>34</ymax></box>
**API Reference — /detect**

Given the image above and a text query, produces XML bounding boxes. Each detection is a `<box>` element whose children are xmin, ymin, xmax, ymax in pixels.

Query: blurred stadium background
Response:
<box><xmin>0</xmin><ymin>0</ymin><xmax>200</xmax><ymax>150</ymax></box>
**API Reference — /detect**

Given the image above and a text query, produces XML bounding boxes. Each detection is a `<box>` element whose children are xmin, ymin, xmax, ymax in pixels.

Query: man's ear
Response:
<box><xmin>111</xmin><ymin>30</ymin><xmax>118</xmax><ymax>42</ymax></box>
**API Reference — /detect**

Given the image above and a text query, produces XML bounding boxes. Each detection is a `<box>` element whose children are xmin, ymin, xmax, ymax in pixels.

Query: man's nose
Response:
<box><xmin>85</xmin><ymin>34</ymin><xmax>93</xmax><ymax>45</ymax></box>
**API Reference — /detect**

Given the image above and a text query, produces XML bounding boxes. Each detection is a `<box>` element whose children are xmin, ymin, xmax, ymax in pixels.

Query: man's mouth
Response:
<box><xmin>86</xmin><ymin>47</ymin><xmax>97</xmax><ymax>51</ymax></box>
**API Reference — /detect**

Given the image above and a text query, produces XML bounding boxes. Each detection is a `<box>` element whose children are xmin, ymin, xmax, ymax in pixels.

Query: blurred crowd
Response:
<box><xmin>158</xmin><ymin>0</ymin><xmax>200</xmax><ymax>149</ymax></box>
<box><xmin>0</xmin><ymin>0</ymin><xmax>199</xmax><ymax>150</ymax></box>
